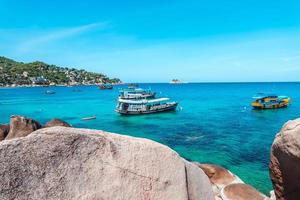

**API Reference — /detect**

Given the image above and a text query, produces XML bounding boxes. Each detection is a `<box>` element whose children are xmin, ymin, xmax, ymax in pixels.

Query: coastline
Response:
<box><xmin>0</xmin><ymin>82</ymin><xmax>124</xmax><ymax>89</ymax></box>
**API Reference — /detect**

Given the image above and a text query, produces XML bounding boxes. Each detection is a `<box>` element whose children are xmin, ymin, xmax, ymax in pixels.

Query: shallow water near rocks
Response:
<box><xmin>1</xmin><ymin>82</ymin><xmax>300</xmax><ymax>194</ymax></box>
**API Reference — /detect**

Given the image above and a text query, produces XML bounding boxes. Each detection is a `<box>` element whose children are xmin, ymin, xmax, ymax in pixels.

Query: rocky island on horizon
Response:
<box><xmin>0</xmin><ymin>56</ymin><xmax>122</xmax><ymax>87</ymax></box>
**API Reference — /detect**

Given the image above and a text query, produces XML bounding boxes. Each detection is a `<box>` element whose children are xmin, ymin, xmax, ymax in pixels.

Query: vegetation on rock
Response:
<box><xmin>0</xmin><ymin>56</ymin><xmax>121</xmax><ymax>86</ymax></box>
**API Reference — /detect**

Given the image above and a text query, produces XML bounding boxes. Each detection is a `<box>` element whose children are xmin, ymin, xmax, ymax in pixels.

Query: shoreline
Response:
<box><xmin>2</xmin><ymin>81</ymin><xmax>300</xmax><ymax>89</ymax></box>
<box><xmin>0</xmin><ymin>82</ymin><xmax>124</xmax><ymax>89</ymax></box>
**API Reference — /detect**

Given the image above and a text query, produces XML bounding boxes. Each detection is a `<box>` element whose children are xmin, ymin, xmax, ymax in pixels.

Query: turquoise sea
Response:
<box><xmin>1</xmin><ymin>82</ymin><xmax>300</xmax><ymax>194</ymax></box>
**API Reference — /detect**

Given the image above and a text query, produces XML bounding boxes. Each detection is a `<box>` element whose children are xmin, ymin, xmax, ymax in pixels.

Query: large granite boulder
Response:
<box><xmin>0</xmin><ymin>127</ymin><xmax>214</xmax><ymax>200</ymax></box>
<box><xmin>0</xmin><ymin>124</ymin><xmax>10</xmax><ymax>141</ymax></box>
<box><xmin>220</xmin><ymin>183</ymin><xmax>266</xmax><ymax>200</ymax></box>
<box><xmin>5</xmin><ymin>115</ymin><xmax>42</xmax><ymax>140</ymax></box>
<box><xmin>269</xmin><ymin>118</ymin><xmax>300</xmax><ymax>200</ymax></box>
<box><xmin>44</xmin><ymin>118</ymin><xmax>71</xmax><ymax>128</ymax></box>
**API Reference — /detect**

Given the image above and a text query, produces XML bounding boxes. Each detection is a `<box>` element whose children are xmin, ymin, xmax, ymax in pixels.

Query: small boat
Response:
<box><xmin>99</xmin><ymin>84</ymin><xmax>113</xmax><ymax>90</ymax></box>
<box><xmin>119</xmin><ymin>88</ymin><xmax>156</xmax><ymax>99</ymax></box>
<box><xmin>128</xmin><ymin>83</ymin><xmax>139</xmax><ymax>89</ymax></box>
<box><xmin>81</xmin><ymin>116</ymin><xmax>96</xmax><ymax>120</ymax></box>
<box><xmin>72</xmin><ymin>89</ymin><xmax>82</xmax><ymax>92</ymax></box>
<box><xmin>115</xmin><ymin>98</ymin><xmax>178</xmax><ymax>115</ymax></box>
<box><xmin>45</xmin><ymin>90</ymin><xmax>56</xmax><ymax>95</ymax></box>
<box><xmin>251</xmin><ymin>94</ymin><xmax>291</xmax><ymax>109</ymax></box>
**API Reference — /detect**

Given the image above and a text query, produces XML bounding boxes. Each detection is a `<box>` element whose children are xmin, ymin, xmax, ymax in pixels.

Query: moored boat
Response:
<box><xmin>81</xmin><ymin>116</ymin><xmax>97</xmax><ymax>120</ymax></box>
<box><xmin>99</xmin><ymin>84</ymin><xmax>113</xmax><ymax>90</ymax></box>
<box><xmin>128</xmin><ymin>83</ymin><xmax>139</xmax><ymax>89</ymax></box>
<box><xmin>251</xmin><ymin>94</ymin><xmax>291</xmax><ymax>109</ymax></box>
<box><xmin>45</xmin><ymin>90</ymin><xmax>56</xmax><ymax>95</ymax></box>
<box><xmin>115</xmin><ymin>98</ymin><xmax>178</xmax><ymax>115</ymax></box>
<box><xmin>119</xmin><ymin>87</ymin><xmax>156</xmax><ymax>99</ymax></box>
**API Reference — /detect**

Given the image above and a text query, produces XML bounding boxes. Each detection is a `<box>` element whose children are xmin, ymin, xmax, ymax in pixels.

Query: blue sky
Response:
<box><xmin>1</xmin><ymin>0</ymin><xmax>300</xmax><ymax>82</ymax></box>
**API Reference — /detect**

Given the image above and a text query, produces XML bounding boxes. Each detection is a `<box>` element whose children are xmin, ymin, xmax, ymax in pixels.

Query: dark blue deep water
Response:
<box><xmin>1</xmin><ymin>82</ymin><xmax>300</xmax><ymax>194</ymax></box>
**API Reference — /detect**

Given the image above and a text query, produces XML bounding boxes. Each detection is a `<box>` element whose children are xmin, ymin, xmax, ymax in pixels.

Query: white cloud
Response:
<box><xmin>16</xmin><ymin>22</ymin><xmax>109</xmax><ymax>53</ymax></box>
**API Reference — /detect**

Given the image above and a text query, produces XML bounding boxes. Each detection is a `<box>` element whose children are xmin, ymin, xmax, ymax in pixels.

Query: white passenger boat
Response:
<box><xmin>115</xmin><ymin>98</ymin><xmax>178</xmax><ymax>115</ymax></box>
<box><xmin>119</xmin><ymin>88</ymin><xmax>156</xmax><ymax>99</ymax></box>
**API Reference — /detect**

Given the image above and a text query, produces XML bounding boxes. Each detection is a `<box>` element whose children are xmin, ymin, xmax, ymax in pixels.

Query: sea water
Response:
<box><xmin>1</xmin><ymin>82</ymin><xmax>300</xmax><ymax>194</ymax></box>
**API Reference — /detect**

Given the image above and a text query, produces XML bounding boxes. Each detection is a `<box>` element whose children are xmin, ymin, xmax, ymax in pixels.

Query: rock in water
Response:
<box><xmin>45</xmin><ymin>118</ymin><xmax>71</xmax><ymax>128</ymax></box>
<box><xmin>0</xmin><ymin>124</ymin><xmax>10</xmax><ymax>141</ymax></box>
<box><xmin>5</xmin><ymin>115</ymin><xmax>42</xmax><ymax>140</ymax></box>
<box><xmin>194</xmin><ymin>163</ymin><xmax>244</xmax><ymax>200</ymax></box>
<box><xmin>195</xmin><ymin>163</ymin><xmax>238</xmax><ymax>187</ymax></box>
<box><xmin>221</xmin><ymin>183</ymin><xmax>266</xmax><ymax>200</ymax></box>
<box><xmin>0</xmin><ymin>127</ymin><xmax>214</xmax><ymax>200</ymax></box>
<box><xmin>269</xmin><ymin>118</ymin><xmax>300</xmax><ymax>200</ymax></box>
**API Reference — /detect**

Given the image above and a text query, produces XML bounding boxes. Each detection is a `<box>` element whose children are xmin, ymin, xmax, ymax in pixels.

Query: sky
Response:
<box><xmin>0</xmin><ymin>0</ymin><xmax>300</xmax><ymax>82</ymax></box>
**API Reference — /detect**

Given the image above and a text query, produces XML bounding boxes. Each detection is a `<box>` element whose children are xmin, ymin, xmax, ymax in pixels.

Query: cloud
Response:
<box><xmin>16</xmin><ymin>22</ymin><xmax>109</xmax><ymax>53</ymax></box>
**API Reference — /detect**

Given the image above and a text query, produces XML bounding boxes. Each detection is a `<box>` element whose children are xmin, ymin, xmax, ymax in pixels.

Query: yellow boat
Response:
<box><xmin>251</xmin><ymin>94</ymin><xmax>291</xmax><ymax>109</ymax></box>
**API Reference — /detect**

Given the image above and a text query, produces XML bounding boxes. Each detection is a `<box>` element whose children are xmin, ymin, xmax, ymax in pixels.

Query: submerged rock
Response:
<box><xmin>221</xmin><ymin>183</ymin><xmax>266</xmax><ymax>200</ymax></box>
<box><xmin>0</xmin><ymin>127</ymin><xmax>214</xmax><ymax>200</ymax></box>
<box><xmin>269</xmin><ymin>118</ymin><xmax>300</xmax><ymax>200</ymax></box>
<box><xmin>45</xmin><ymin>118</ymin><xmax>71</xmax><ymax>128</ymax></box>
<box><xmin>5</xmin><ymin>115</ymin><xmax>42</xmax><ymax>140</ymax></box>
<box><xmin>0</xmin><ymin>124</ymin><xmax>9</xmax><ymax>141</ymax></box>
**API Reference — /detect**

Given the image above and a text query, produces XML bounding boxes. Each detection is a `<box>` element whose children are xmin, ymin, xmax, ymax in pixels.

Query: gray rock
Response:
<box><xmin>0</xmin><ymin>127</ymin><xmax>214</xmax><ymax>200</ymax></box>
<box><xmin>5</xmin><ymin>115</ymin><xmax>42</xmax><ymax>140</ymax></box>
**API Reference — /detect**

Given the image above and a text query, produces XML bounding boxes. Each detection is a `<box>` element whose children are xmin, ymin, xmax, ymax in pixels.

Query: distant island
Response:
<box><xmin>170</xmin><ymin>79</ymin><xmax>187</xmax><ymax>84</ymax></box>
<box><xmin>0</xmin><ymin>56</ymin><xmax>122</xmax><ymax>87</ymax></box>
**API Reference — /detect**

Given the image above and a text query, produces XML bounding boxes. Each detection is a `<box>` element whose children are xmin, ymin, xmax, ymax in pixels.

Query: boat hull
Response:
<box><xmin>251</xmin><ymin>98</ymin><xmax>290</xmax><ymax>109</ymax></box>
<box><xmin>252</xmin><ymin>104</ymin><xmax>288</xmax><ymax>109</ymax></box>
<box><xmin>116</xmin><ymin>103</ymin><xmax>178</xmax><ymax>115</ymax></box>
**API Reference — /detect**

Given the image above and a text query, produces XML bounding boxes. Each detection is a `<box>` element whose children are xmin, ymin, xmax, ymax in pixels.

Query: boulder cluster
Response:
<box><xmin>0</xmin><ymin>116</ymin><xmax>71</xmax><ymax>141</ymax></box>
<box><xmin>0</xmin><ymin>115</ymin><xmax>299</xmax><ymax>200</ymax></box>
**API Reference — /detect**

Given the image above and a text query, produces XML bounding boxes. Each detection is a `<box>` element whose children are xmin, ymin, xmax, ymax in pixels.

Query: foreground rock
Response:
<box><xmin>5</xmin><ymin>115</ymin><xmax>42</xmax><ymax>140</ymax></box>
<box><xmin>45</xmin><ymin>118</ymin><xmax>71</xmax><ymax>128</ymax></box>
<box><xmin>0</xmin><ymin>127</ymin><xmax>214</xmax><ymax>200</ymax></box>
<box><xmin>269</xmin><ymin>118</ymin><xmax>300</xmax><ymax>200</ymax></box>
<box><xmin>0</xmin><ymin>124</ymin><xmax>9</xmax><ymax>141</ymax></box>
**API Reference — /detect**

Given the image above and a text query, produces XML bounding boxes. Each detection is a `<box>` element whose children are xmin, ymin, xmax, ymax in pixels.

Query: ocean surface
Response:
<box><xmin>1</xmin><ymin>82</ymin><xmax>300</xmax><ymax>194</ymax></box>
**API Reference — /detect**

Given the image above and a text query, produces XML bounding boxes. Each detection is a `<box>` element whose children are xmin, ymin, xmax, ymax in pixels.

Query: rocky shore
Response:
<box><xmin>0</xmin><ymin>115</ymin><xmax>299</xmax><ymax>200</ymax></box>
<box><xmin>0</xmin><ymin>82</ymin><xmax>123</xmax><ymax>88</ymax></box>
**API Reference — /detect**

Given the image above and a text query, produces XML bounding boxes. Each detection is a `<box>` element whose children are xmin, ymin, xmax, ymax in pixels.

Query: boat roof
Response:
<box><xmin>252</xmin><ymin>94</ymin><xmax>289</xmax><ymax>99</ymax></box>
<box><xmin>118</xmin><ymin>97</ymin><xmax>170</xmax><ymax>104</ymax></box>
<box><xmin>120</xmin><ymin>88</ymin><xmax>145</xmax><ymax>92</ymax></box>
